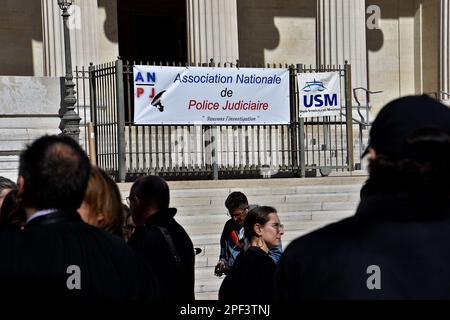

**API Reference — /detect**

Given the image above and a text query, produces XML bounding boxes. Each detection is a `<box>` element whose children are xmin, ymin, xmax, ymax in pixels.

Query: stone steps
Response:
<box><xmin>118</xmin><ymin>175</ymin><xmax>366</xmax><ymax>299</ymax></box>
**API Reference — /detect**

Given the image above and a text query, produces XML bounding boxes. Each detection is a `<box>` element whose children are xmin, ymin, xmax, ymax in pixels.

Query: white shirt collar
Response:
<box><xmin>26</xmin><ymin>209</ymin><xmax>58</xmax><ymax>223</ymax></box>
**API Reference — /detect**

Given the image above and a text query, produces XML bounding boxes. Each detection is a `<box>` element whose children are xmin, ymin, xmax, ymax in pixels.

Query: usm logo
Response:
<box><xmin>301</xmin><ymin>80</ymin><xmax>338</xmax><ymax>108</ymax></box>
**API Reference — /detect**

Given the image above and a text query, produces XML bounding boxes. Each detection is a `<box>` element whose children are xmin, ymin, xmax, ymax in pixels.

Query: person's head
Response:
<box><xmin>18</xmin><ymin>135</ymin><xmax>91</xmax><ymax>215</ymax></box>
<box><xmin>0</xmin><ymin>189</ymin><xmax>26</xmax><ymax>229</ymax></box>
<box><xmin>364</xmin><ymin>95</ymin><xmax>450</xmax><ymax>204</ymax></box>
<box><xmin>78</xmin><ymin>166</ymin><xmax>124</xmax><ymax>237</ymax></box>
<box><xmin>0</xmin><ymin>176</ymin><xmax>17</xmax><ymax>209</ymax></box>
<box><xmin>225</xmin><ymin>191</ymin><xmax>249</xmax><ymax>226</ymax></box>
<box><xmin>244</xmin><ymin>206</ymin><xmax>283</xmax><ymax>251</ymax></box>
<box><xmin>128</xmin><ymin>175</ymin><xmax>170</xmax><ymax>225</ymax></box>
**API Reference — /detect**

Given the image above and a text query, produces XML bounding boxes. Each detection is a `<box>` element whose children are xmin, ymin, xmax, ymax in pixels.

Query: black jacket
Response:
<box><xmin>0</xmin><ymin>210</ymin><xmax>160</xmax><ymax>301</ymax></box>
<box><xmin>219</xmin><ymin>246</ymin><xmax>275</xmax><ymax>301</ymax></box>
<box><xmin>128</xmin><ymin>208</ymin><xmax>195</xmax><ymax>301</ymax></box>
<box><xmin>274</xmin><ymin>191</ymin><xmax>450</xmax><ymax>300</ymax></box>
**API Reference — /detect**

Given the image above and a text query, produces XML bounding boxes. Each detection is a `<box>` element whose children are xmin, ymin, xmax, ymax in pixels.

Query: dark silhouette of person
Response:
<box><xmin>0</xmin><ymin>135</ymin><xmax>161</xmax><ymax>301</ymax></box>
<box><xmin>127</xmin><ymin>175</ymin><xmax>195</xmax><ymax>301</ymax></box>
<box><xmin>274</xmin><ymin>95</ymin><xmax>450</xmax><ymax>300</ymax></box>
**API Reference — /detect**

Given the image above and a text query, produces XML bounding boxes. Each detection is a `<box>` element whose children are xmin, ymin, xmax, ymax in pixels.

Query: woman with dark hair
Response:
<box><xmin>218</xmin><ymin>206</ymin><xmax>284</xmax><ymax>301</ymax></box>
<box><xmin>0</xmin><ymin>189</ymin><xmax>26</xmax><ymax>230</ymax></box>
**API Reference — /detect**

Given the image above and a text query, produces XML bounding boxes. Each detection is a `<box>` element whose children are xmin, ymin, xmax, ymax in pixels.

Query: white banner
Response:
<box><xmin>133</xmin><ymin>66</ymin><xmax>290</xmax><ymax>125</ymax></box>
<box><xmin>297</xmin><ymin>72</ymin><xmax>342</xmax><ymax>118</ymax></box>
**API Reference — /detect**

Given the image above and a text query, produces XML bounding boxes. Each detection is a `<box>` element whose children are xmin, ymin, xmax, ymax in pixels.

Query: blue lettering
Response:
<box><xmin>314</xmin><ymin>95</ymin><xmax>324</xmax><ymax>107</ymax></box>
<box><xmin>304</xmin><ymin>94</ymin><xmax>338</xmax><ymax>108</ymax></box>
<box><xmin>147</xmin><ymin>72</ymin><xmax>156</xmax><ymax>83</ymax></box>
<box><xmin>325</xmin><ymin>94</ymin><xmax>337</xmax><ymax>106</ymax></box>
<box><xmin>135</xmin><ymin>72</ymin><xmax>144</xmax><ymax>82</ymax></box>
<box><xmin>174</xmin><ymin>73</ymin><xmax>181</xmax><ymax>82</ymax></box>
<box><xmin>303</xmin><ymin>95</ymin><xmax>313</xmax><ymax>108</ymax></box>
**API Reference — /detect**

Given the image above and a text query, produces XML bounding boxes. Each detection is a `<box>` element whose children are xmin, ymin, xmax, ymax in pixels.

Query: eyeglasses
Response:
<box><xmin>270</xmin><ymin>223</ymin><xmax>284</xmax><ymax>232</ymax></box>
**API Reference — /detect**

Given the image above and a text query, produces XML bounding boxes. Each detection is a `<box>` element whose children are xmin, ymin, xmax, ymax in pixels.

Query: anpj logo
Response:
<box><xmin>302</xmin><ymin>80</ymin><xmax>337</xmax><ymax>108</ymax></box>
<box><xmin>135</xmin><ymin>71</ymin><xmax>166</xmax><ymax>112</ymax></box>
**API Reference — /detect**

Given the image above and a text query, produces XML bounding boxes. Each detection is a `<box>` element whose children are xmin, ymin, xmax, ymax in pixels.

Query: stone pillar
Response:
<box><xmin>317</xmin><ymin>0</ymin><xmax>368</xmax><ymax>96</ymax></box>
<box><xmin>187</xmin><ymin>0</ymin><xmax>239</xmax><ymax>65</ymax></box>
<box><xmin>41</xmin><ymin>0</ymin><xmax>99</xmax><ymax>76</ymax></box>
<box><xmin>441</xmin><ymin>0</ymin><xmax>450</xmax><ymax>98</ymax></box>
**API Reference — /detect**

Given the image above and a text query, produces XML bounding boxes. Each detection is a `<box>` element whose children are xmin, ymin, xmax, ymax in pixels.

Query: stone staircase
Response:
<box><xmin>117</xmin><ymin>174</ymin><xmax>367</xmax><ymax>300</ymax></box>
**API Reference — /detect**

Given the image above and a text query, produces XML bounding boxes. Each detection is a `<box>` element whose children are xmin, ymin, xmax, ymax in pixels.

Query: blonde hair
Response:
<box><xmin>83</xmin><ymin>166</ymin><xmax>124</xmax><ymax>237</ymax></box>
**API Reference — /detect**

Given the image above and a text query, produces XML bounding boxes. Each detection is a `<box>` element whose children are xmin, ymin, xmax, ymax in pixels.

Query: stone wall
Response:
<box><xmin>0</xmin><ymin>76</ymin><xmax>61</xmax><ymax>180</ymax></box>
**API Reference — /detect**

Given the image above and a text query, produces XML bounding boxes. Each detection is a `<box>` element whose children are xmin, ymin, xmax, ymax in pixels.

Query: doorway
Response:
<box><xmin>117</xmin><ymin>0</ymin><xmax>187</xmax><ymax>63</ymax></box>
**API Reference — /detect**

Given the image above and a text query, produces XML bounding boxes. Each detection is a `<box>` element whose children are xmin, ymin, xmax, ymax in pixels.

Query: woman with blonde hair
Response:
<box><xmin>78</xmin><ymin>166</ymin><xmax>124</xmax><ymax>237</ymax></box>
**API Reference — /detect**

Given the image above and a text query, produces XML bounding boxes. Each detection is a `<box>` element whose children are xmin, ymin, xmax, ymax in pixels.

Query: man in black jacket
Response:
<box><xmin>0</xmin><ymin>135</ymin><xmax>160</xmax><ymax>301</ymax></box>
<box><xmin>274</xmin><ymin>95</ymin><xmax>450</xmax><ymax>299</ymax></box>
<box><xmin>127</xmin><ymin>175</ymin><xmax>195</xmax><ymax>301</ymax></box>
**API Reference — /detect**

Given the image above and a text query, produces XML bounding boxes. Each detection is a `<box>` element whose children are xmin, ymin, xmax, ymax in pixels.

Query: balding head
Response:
<box><xmin>19</xmin><ymin>135</ymin><xmax>91</xmax><ymax>211</ymax></box>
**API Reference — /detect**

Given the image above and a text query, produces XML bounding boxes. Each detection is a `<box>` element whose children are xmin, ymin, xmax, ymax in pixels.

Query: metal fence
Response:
<box><xmin>78</xmin><ymin>59</ymin><xmax>355</xmax><ymax>182</ymax></box>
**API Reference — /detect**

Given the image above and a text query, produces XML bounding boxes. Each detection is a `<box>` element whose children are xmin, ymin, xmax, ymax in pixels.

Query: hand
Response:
<box><xmin>214</xmin><ymin>260</ymin><xmax>226</xmax><ymax>277</ymax></box>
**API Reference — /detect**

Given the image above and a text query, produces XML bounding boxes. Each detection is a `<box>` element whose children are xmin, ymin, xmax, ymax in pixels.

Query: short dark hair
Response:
<box><xmin>225</xmin><ymin>192</ymin><xmax>248</xmax><ymax>211</ymax></box>
<box><xmin>130</xmin><ymin>175</ymin><xmax>170</xmax><ymax>210</ymax></box>
<box><xmin>244</xmin><ymin>206</ymin><xmax>277</xmax><ymax>240</ymax></box>
<box><xmin>19</xmin><ymin>135</ymin><xmax>91</xmax><ymax>211</ymax></box>
<box><xmin>0</xmin><ymin>177</ymin><xmax>16</xmax><ymax>193</ymax></box>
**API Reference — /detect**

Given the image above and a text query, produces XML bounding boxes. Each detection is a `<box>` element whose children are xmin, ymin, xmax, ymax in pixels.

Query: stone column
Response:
<box><xmin>187</xmin><ymin>0</ymin><xmax>239</xmax><ymax>65</ymax></box>
<box><xmin>41</xmin><ymin>0</ymin><xmax>99</xmax><ymax>76</ymax></box>
<box><xmin>317</xmin><ymin>0</ymin><xmax>368</xmax><ymax>95</ymax></box>
<box><xmin>440</xmin><ymin>0</ymin><xmax>450</xmax><ymax>98</ymax></box>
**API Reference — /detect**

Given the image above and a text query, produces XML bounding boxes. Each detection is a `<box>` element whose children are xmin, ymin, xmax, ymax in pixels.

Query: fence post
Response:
<box><xmin>88</xmin><ymin>62</ymin><xmax>99</xmax><ymax>165</ymax></box>
<box><xmin>296</xmin><ymin>63</ymin><xmax>306</xmax><ymax>177</ymax></box>
<box><xmin>209</xmin><ymin>58</ymin><xmax>219</xmax><ymax>180</ymax></box>
<box><xmin>115</xmin><ymin>59</ymin><xmax>127</xmax><ymax>182</ymax></box>
<box><xmin>289</xmin><ymin>65</ymin><xmax>299</xmax><ymax>176</ymax></box>
<box><xmin>87</xmin><ymin>122</ymin><xmax>97</xmax><ymax>165</ymax></box>
<box><xmin>344</xmin><ymin>61</ymin><xmax>354</xmax><ymax>171</ymax></box>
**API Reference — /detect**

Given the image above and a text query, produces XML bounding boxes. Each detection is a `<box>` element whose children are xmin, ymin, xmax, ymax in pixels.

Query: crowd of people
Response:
<box><xmin>0</xmin><ymin>94</ymin><xmax>449</xmax><ymax>301</ymax></box>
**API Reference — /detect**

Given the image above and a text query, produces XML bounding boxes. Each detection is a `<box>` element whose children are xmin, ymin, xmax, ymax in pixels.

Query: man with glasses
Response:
<box><xmin>127</xmin><ymin>175</ymin><xmax>195</xmax><ymax>301</ymax></box>
<box><xmin>214</xmin><ymin>191</ymin><xmax>283</xmax><ymax>277</ymax></box>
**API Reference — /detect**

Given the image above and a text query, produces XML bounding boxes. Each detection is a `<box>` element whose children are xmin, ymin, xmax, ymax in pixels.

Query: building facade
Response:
<box><xmin>1</xmin><ymin>0</ymin><xmax>449</xmax><ymax>112</ymax></box>
<box><xmin>0</xmin><ymin>0</ymin><xmax>449</xmax><ymax>180</ymax></box>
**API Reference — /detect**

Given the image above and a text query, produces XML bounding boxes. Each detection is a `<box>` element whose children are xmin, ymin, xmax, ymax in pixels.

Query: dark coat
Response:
<box><xmin>128</xmin><ymin>208</ymin><xmax>195</xmax><ymax>301</ymax></box>
<box><xmin>219</xmin><ymin>246</ymin><xmax>276</xmax><ymax>302</ymax></box>
<box><xmin>274</xmin><ymin>191</ymin><xmax>450</xmax><ymax>300</ymax></box>
<box><xmin>0</xmin><ymin>210</ymin><xmax>161</xmax><ymax>301</ymax></box>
